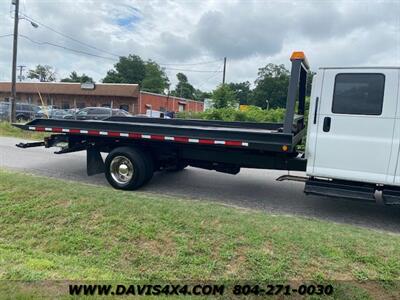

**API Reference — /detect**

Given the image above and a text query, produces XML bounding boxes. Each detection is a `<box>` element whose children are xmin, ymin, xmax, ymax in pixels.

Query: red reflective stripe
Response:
<box><xmin>225</xmin><ymin>140</ymin><xmax>242</xmax><ymax>146</ymax></box>
<box><xmin>129</xmin><ymin>133</ymin><xmax>141</xmax><ymax>139</ymax></box>
<box><xmin>36</xmin><ymin>126</ymin><xmax>247</xmax><ymax>147</ymax></box>
<box><xmin>108</xmin><ymin>131</ymin><xmax>120</xmax><ymax>137</ymax></box>
<box><xmin>88</xmin><ymin>130</ymin><xmax>99</xmax><ymax>135</ymax></box>
<box><xmin>174</xmin><ymin>136</ymin><xmax>189</xmax><ymax>143</ymax></box>
<box><xmin>151</xmin><ymin>135</ymin><xmax>164</xmax><ymax>141</ymax></box>
<box><xmin>199</xmin><ymin>139</ymin><xmax>214</xmax><ymax>144</ymax></box>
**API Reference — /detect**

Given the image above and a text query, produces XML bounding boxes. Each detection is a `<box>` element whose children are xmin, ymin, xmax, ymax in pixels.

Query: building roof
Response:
<box><xmin>140</xmin><ymin>91</ymin><xmax>204</xmax><ymax>104</ymax></box>
<box><xmin>0</xmin><ymin>82</ymin><xmax>140</xmax><ymax>98</ymax></box>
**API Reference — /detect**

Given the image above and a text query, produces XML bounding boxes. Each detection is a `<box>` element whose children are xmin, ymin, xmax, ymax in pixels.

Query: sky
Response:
<box><xmin>0</xmin><ymin>0</ymin><xmax>399</xmax><ymax>91</ymax></box>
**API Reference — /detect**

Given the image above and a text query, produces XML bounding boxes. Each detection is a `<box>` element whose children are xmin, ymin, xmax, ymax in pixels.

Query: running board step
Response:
<box><xmin>276</xmin><ymin>175</ymin><xmax>308</xmax><ymax>182</ymax></box>
<box><xmin>382</xmin><ymin>187</ymin><xmax>400</xmax><ymax>205</ymax></box>
<box><xmin>304</xmin><ymin>178</ymin><xmax>376</xmax><ymax>202</ymax></box>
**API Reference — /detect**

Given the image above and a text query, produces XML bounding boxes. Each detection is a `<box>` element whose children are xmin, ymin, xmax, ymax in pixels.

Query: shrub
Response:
<box><xmin>176</xmin><ymin>106</ymin><xmax>286</xmax><ymax>123</ymax></box>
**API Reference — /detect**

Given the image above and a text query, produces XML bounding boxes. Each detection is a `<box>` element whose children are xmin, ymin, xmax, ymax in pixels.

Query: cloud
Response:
<box><xmin>192</xmin><ymin>9</ymin><xmax>284</xmax><ymax>59</ymax></box>
<box><xmin>0</xmin><ymin>0</ymin><xmax>398</xmax><ymax>91</ymax></box>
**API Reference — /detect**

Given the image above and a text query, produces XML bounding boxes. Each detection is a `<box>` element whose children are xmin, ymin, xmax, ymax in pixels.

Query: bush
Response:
<box><xmin>176</xmin><ymin>106</ymin><xmax>285</xmax><ymax>123</ymax></box>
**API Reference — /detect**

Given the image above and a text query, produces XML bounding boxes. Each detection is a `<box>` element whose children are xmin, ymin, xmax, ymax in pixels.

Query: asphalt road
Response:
<box><xmin>1</xmin><ymin>136</ymin><xmax>400</xmax><ymax>233</ymax></box>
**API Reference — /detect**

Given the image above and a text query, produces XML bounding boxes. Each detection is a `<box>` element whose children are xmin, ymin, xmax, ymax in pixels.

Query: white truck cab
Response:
<box><xmin>305</xmin><ymin>67</ymin><xmax>400</xmax><ymax>203</ymax></box>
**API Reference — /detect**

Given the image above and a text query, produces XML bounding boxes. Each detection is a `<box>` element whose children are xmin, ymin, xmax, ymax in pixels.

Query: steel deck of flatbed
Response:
<box><xmin>14</xmin><ymin>117</ymin><xmax>304</xmax><ymax>152</ymax></box>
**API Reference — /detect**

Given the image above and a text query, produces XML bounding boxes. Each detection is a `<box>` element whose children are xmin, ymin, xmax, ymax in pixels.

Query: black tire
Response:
<box><xmin>105</xmin><ymin>147</ymin><xmax>148</xmax><ymax>190</ymax></box>
<box><xmin>16</xmin><ymin>115</ymin><xmax>27</xmax><ymax>122</ymax></box>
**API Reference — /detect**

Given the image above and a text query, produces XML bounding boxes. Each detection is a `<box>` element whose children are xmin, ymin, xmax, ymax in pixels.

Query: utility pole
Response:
<box><xmin>10</xmin><ymin>0</ymin><xmax>20</xmax><ymax>122</ymax></box>
<box><xmin>17</xmin><ymin>65</ymin><xmax>26</xmax><ymax>82</ymax></box>
<box><xmin>222</xmin><ymin>57</ymin><xmax>226</xmax><ymax>85</ymax></box>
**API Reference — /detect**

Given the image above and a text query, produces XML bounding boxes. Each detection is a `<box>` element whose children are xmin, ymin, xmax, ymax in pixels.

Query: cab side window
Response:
<box><xmin>332</xmin><ymin>73</ymin><xmax>385</xmax><ymax>115</ymax></box>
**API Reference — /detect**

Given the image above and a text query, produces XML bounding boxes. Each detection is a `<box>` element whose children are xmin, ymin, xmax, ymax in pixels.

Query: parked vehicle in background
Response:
<box><xmin>0</xmin><ymin>102</ymin><xmax>40</xmax><ymax>121</ymax></box>
<box><xmin>39</xmin><ymin>105</ymin><xmax>59</xmax><ymax>112</ymax></box>
<box><xmin>50</xmin><ymin>109</ymin><xmax>74</xmax><ymax>120</ymax></box>
<box><xmin>0</xmin><ymin>102</ymin><xmax>9</xmax><ymax>121</ymax></box>
<box><xmin>112</xmin><ymin>109</ymin><xmax>132</xmax><ymax>117</ymax></box>
<box><xmin>16</xmin><ymin>103</ymin><xmax>41</xmax><ymax>121</ymax></box>
<box><xmin>145</xmin><ymin>109</ymin><xmax>172</xmax><ymax>119</ymax></box>
<box><xmin>67</xmin><ymin>108</ymin><xmax>80</xmax><ymax>114</ymax></box>
<box><xmin>35</xmin><ymin>109</ymin><xmax>73</xmax><ymax>120</ymax></box>
<box><xmin>64</xmin><ymin>107</ymin><xmax>131</xmax><ymax>120</ymax></box>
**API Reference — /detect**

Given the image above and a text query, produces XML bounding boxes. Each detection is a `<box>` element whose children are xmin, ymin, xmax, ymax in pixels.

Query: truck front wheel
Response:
<box><xmin>105</xmin><ymin>147</ymin><xmax>148</xmax><ymax>190</ymax></box>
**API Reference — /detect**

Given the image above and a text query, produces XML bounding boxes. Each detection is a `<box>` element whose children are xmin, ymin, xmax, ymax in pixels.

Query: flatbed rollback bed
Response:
<box><xmin>14</xmin><ymin>53</ymin><xmax>309</xmax><ymax>191</ymax></box>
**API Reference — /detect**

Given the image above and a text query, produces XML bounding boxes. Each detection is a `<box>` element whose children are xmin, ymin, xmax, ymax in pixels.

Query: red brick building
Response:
<box><xmin>0</xmin><ymin>82</ymin><xmax>204</xmax><ymax>114</ymax></box>
<box><xmin>139</xmin><ymin>91</ymin><xmax>204</xmax><ymax>114</ymax></box>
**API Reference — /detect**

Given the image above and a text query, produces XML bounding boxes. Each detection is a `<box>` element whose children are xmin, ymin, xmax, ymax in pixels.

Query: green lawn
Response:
<box><xmin>0</xmin><ymin>169</ymin><xmax>399</xmax><ymax>299</ymax></box>
<box><xmin>0</xmin><ymin>121</ymin><xmax>49</xmax><ymax>140</ymax></box>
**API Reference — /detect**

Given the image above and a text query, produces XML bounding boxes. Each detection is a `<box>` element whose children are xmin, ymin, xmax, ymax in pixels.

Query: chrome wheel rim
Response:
<box><xmin>110</xmin><ymin>156</ymin><xmax>134</xmax><ymax>184</ymax></box>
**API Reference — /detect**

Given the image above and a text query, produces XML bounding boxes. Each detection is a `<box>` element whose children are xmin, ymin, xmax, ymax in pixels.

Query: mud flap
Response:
<box><xmin>87</xmin><ymin>148</ymin><xmax>105</xmax><ymax>176</ymax></box>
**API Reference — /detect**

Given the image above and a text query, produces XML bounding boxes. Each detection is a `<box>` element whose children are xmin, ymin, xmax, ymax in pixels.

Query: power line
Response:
<box><xmin>163</xmin><ymin>67</ymin><xmax>222</xmax><ymax>73</ymax></box>
<box><xmin>18</xmin><ymin>34</ymin><xmax>223</xmax><ymax>74</ymax></box>
<box><xmin>159</xmin><ymin>59</ymin><xmax>222</xmax><ymax>66</ymax></box>
<box><xmin>20</xmin><ymin>13</ymin><xmax>224</xmax><ymax>68</ymax></box>
<box><xmin>20</xmin><ymin>34</ymin><xmax>224</xmax><ymax>73</ymax></box>
<box><xmin>196</xmin><ymin>69</ymin><xmax>223</xmax><ymax>90</ymax></box>
<box><xmin>8</xmin><ymin>12</ymin><xmax>225</xmax><ymax>73</ymax></box>
<box><xmin>20</xmin><ymin>13</ymin><xmax>123</xmax><ymax>58</ymax></box>
<box><xmin>19</xmin><ymin>34</ymin><xmax>116</xmax><ymax>61</ymax></box>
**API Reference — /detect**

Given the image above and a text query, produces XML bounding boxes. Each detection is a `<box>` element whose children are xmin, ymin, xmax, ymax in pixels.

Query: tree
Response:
<box><xmin>228</xmin><ymin>81</ymin><xmax>252</xmax><ymax>105</ymax></box>
<box><xmin>27</xmin><ymin>65</ymin><xmax>56</xmax><ymax>82</ymax></box>
<box><xmin>171</xmin><ymin>73</ymin><xmax>195</xmax><ymax>99</ymax></box>
<box><xmin>141</xmin><ymin>60</ymin><xmax>169</xmax><ymax>94</ymax></box>
<box><xmin>251</xmin><ymin>64</ymin><xmax>289</xmax><ymax>109</ymax></box>
<box><xmin>212</xmin><ymin>84</ymin><xmax>237</xmax><ymax>109</ymax></box>
<box><xmin>193</xmin><ymin>89</ymin><xmax>211</xmax><ymax>101</ymax></box>
<box><xmin>103</xmin><ymin>54</ymin><xmax>146</xmax><ymax>84</ymax></box>
<box><xmin>60</xmin><ymin>71</ymin><xmax>94</xmax><ymax>83</ymax></box>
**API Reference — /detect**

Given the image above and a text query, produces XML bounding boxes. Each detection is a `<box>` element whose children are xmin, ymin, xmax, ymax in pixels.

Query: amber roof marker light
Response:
<box><xmin>290</xmin><ymin>51</ymin><xmax>310</xmax><ymax>70</ymax></box>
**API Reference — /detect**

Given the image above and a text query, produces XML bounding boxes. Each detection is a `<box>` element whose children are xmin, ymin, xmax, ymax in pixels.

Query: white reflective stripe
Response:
<box><xmin>142</xmin><ymin>134</ymin><xmax>151</xmax><ymax>139</ymax></box>
<box><xmin>44</xmin><ymin>128</ymin><xmax>52</xmax><ymax>131</ymax></box>
<box><xmin>164</xmin><ymin>136</ymin><xmax>174</xmax><ymax>141</ymax></box>
<box><xmin>188</xmin><ymin>138</ymin><xmax>199</xmax><ymax>143</ymax></box>
<box><xmin>214</xmin><ymin>140</ymin><xmax>225</xmax><ymax>145</ymax></box>
<box><xmin>62</xmin><ymin>128</ymin><xmax>70</xmax><ymax>132</ymax></box>
<box><xmin>241</xmin><ymin>142</ymin><xmax>249</xmax><ymax>147</ymax></box>
<box><xmin>120</xmin><ymin>133</ymin><xmax>129</xmax><ymax>137</ymax></box>
<box><xmin>28</xmin><ymin>126</ymin><xmax>35</xmax><ymax>130</ymax></box>
<box><xmin>80</xmin><ymin>130</ymin><xmax>88</xmax><ymax>134</ymax></box>
<box><xmin>99</xmin><ymin>131</ymin><xmax>108</xmax><ymax>135</ymax></box>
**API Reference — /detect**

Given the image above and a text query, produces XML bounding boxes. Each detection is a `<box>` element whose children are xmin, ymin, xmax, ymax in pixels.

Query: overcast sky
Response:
<box><xmin>0</xmin><ymin>0</ymin><xmax>399</xmax><ymax>91</ymax></box>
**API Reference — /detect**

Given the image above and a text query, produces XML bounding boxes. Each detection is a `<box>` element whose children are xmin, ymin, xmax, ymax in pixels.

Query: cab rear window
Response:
<box><xmin>332</xmin><ymin>73</ymin><xmax>385</xmax><ymax>115</ymax></box>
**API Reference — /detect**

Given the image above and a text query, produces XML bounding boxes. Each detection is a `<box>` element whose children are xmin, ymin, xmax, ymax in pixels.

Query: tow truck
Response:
<box><xmin>14</xmin><ymin>52</ymin><xmax>400</xmax><ymax>205</ymax></box>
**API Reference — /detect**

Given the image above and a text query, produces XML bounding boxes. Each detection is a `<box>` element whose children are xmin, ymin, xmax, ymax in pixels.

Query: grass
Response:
<box><xmin>0</xmin><ymin>169</ymin><xmax>399</xmax><ymax>299</ymax></box>
<box><xmin>0</xmin><ymin>121</ymin><xmax>49</xmax><ymax>140</ymax></box>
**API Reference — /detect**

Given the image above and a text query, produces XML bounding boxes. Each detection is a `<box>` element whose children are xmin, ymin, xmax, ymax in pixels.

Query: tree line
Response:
<box><xmin>26</xmin><ymin>55</ymin><xmax>313</xmax><ymax>109</ymax></box>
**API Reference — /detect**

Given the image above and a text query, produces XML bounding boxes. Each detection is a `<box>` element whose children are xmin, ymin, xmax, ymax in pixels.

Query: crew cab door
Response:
<box><xmin>308</xmin><ymin>69</ymin><xmax>398</xmax><ymax>184</ymax></box>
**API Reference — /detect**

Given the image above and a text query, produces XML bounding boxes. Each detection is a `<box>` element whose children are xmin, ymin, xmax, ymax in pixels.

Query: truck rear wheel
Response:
<box><xmin>105</xmin><ymin>147</ymin><xmax>149</xmax><ymax>190</ymax></box>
